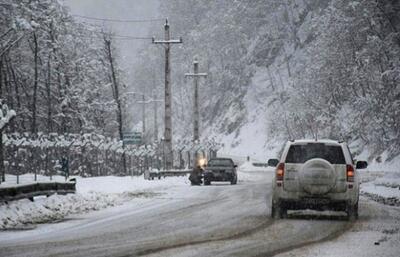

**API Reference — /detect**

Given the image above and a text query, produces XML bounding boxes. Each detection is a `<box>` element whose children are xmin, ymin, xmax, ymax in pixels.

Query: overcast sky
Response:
<box><xmin>63</xmin><ymin>0</ymin><xmax>161</xmax><ymax>76</ymax></box>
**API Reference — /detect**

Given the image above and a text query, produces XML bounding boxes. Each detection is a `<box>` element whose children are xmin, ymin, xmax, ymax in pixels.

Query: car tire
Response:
<box><xmin>346</xmin><ymin>203</ymin><xmax>359</xmax><ymax>220</ymax></box>
<box><xmin>204</xmin><ymin>180</ymin><xmax>211</xmax><ymax>186</ymax></box>
<box><xmin>231</xmin><ymin>177</ymin><xmax>237</xmax><ymax>185</ymax></box>
<box><xmin>271</xmin><ymin>201</ymin><xmax>286</xmax><ymax>219</ymax></box>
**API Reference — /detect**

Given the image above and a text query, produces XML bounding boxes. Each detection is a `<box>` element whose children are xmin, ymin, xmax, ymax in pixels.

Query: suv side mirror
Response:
<box><xmin>234</xmin><ymin>164</ymin><xmax>238</xmax><ymax>168</ymax></box>
<box><xmin>356</xmin><ymin>161</ymin><xmax>368</xmax><ymax>169</ymax></box>
<box><xmin>268</xmin><ymin>159</ymin><xmax>279</xmax><ymax>167</ymax></box>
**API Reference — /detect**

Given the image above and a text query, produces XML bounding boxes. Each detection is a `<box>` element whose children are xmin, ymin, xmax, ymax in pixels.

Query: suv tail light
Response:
<box><xmin>276</xmin><ymin>163</ymin><xmax>284</xmax><ymax>182</ymax></box>
<box><xmin>346</xmin><ymin>164</ymin><xmax>354</xmax><ymax>182</ymax></box>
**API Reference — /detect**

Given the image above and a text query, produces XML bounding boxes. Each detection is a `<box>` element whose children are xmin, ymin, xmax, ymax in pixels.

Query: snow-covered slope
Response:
<box><xmin>147</xmin><ymin>0</ymin><xmax>400</xmax><ymax>168</ymax></box>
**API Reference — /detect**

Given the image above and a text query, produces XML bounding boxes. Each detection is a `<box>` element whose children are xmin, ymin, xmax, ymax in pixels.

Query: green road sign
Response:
<box><xmin>123</xmin><ymin>132</ymin><xmax>142</xmax><ymax>145</ymax></box>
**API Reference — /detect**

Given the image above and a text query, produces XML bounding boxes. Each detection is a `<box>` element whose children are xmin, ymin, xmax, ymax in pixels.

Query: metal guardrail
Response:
<box><xmin>145</xmin><ymin>169</ymin><xmax>191</xmax><ymax>180</ymax></box>
<box><xmin>0</xmin><ymin>181</ymin><xmax>76</xmax><ymax>202</ymax></box>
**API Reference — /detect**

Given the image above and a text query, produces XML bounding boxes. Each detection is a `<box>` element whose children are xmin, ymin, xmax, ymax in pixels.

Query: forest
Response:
<box><xmin>133</xmin><ymin>0</ymin><xmax>400</xmax><ymax>159</ymax></box>
<box><xmin>0</xmin><ymin>0</ymin><xmax>126</xmax><ymax>137</ymax></box>
<box><xmin>1</xmin><ymin>0</ymin><xmax>400</xmax><ymax>166</ymax></box>
<box><xmin>0</xmin><ymin>0</ymin><xmax>135</xmax><ymax>179</ymax></box>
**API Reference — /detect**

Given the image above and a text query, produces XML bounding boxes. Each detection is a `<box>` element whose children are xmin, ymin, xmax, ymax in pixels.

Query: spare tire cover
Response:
<box><xmin>299</xmin><ymin>158</ymin><xmax>336</xmax><ymax>195</ymax></box>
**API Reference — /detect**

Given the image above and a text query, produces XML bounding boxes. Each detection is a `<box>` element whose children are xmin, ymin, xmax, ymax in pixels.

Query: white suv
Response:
<box><xmin>269</xmin><ymin>140</ymin><xmax>368</xmax><ymax>220</ymax></box>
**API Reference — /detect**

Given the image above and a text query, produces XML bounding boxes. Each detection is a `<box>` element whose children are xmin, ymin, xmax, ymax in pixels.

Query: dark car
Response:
<box><xmin>203</xmin><ymin>158</ymin><xmax>238</xmax><ymax>185</ymax></box>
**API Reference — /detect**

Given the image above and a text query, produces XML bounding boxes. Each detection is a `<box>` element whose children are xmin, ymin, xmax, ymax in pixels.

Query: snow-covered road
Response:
<box><xmin>0</xmin><ymin>169</ymin><xmax>399</xmax><ymax>257</ymax></box>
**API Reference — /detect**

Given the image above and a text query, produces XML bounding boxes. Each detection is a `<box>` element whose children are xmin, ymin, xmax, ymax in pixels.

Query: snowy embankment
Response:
<box><xmin>357</xmin><ymin>153</ymin><xmax>400</xmax><ymax>206</ymax></box>
<box><xmin>361</xmin><ymin>173</ymin><xmax>400</xmax><ymax>206</ymax></box>
<box><xmin>0</xmin><ymin>175</ymin><xmax>189</xmax><ymax>230</ymax></box>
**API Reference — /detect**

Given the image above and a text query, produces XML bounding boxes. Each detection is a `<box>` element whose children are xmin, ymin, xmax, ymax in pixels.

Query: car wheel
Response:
<box><xmin>271</xmin><ymin>201</ymin><xmax>286</xmax><ymax>219</ymax></box>
<box><xmin>346</xmin><ymin>203</ymin><xmax>359</xmax><ymax>220</ymax></box>
<box><xmin>231</xmin><ymin>177</ymin><xmax>237</xmax><ymax>185</ymax></box>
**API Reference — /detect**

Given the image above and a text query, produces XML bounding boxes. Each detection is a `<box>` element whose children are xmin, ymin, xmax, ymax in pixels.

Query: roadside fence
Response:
<box><xmin>1</xmin><ymin>133</ymin><xmax>220</xmax><ymax>185</ymax></box>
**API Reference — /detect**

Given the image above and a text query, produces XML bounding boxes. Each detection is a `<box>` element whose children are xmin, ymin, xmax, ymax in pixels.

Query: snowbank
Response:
<box><xmin>361</xmin><ymin>172</ymin><xmax>400</xmax><ymax>206</ymax></box>
<box><xmin>239</xmin><ymin>161</ymin><xmax>273</xmax><ymax>172</ymax></box>
<box><xmin>0</xmin><ymin>175</ymin><xmax>188</xmax><ymax>230</ymax></box>
<box><xmin>76</xmin><ymin>175</ymin><xmax>189</xmax><ymax>194</ymax></box>
<box><xmin>373</xmin><ymin>173</ymin><xmax>400</xmax><ymax>188</ymax></box>
<box><xmin>238</xmin><ymin>161</ymin><xmax>274</xmax><ymax>182</ymax></box>
<box><xmin>0</xmin><ymin>192</ymin><xmax>119</xmax><ymax>230</ymax></box>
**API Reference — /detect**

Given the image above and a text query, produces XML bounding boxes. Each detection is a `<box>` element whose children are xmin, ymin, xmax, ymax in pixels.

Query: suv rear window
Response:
<box><xmin>285</xmin><ymin>143</ymin><xmax>346</xmax><ymax>164</ymax></box>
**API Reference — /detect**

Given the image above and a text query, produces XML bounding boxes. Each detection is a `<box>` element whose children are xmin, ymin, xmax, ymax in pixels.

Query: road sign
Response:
<box><xmin>123</xmin><ymin>132</ymin><xmax>142</xmax><ymax>145</ymax></box>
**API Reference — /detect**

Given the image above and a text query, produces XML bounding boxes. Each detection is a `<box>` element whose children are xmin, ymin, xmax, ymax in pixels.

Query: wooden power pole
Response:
<box><xmin>152</xmin><ymin>19</ymin><xmax>182</xmax><ymax>169</ymax></box>
<box><xmin>185</xmin><ymin>57</ymin><xmax>207</xmax><ymax>142</ymax></box>
<box><xmin>152</xmin><ymin>90</ymin><xmax>163</xmax><ymax>142</ymax></box>
<box><xmin>142</xmin><ymin>94</ymin><xmax>146</xmax><ymax>141</ymax></box>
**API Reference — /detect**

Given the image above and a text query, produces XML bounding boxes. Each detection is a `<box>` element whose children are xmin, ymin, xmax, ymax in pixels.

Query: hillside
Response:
<box><xmin>133</xmin><ymin>0</ymin><xmax>400</xmax><ymax>162</ymax></box>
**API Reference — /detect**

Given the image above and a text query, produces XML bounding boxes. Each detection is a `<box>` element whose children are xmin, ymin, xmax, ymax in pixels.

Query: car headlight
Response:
<box><xmin>198</xmin><ymin>158</ymin><xmax>207</xmax><ymax>167</ymax></box>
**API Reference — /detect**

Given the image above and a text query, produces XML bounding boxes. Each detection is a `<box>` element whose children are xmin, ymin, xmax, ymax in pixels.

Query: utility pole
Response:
<box><xmin>152</xmin><ymin>19</ymin><xmax>182</xmax><ymax>169</ymax></box>
<box><xmin>153</xmin><ymin>90</ymin><xmax>160</xmax><ymax>142</ymax></box>
<box><xmin>142</xmin><ymin>94</ymin><xmax>146</xmax><ymax>141</ymax></box>
<box><xmin>104</xmin><ymin>37</ymin><xmax>127</xmax><ymax>174</ymax></box>
<box><xmin>185</xmin><ymin>57</ymin><xmax>207</xmax><ymax>142</ymax></box>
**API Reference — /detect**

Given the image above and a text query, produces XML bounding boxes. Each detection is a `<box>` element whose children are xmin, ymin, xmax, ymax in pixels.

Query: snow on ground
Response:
<box><xmin>355</xmin><ymin>148</ymin><xmax>400</xmax><ymax>173</ymax></box>
<box><xmin>277</xmin><ymin>221</ymin><xmax>400</xmax><ymax>257</ymax></box>
<box><xmin>76</xmin><ymin>175</ymin><xmax>189</xmax><ymax>194</ymax></box>
<box><xmin>238</xmin><ymin>161</ymin><xmax>274</xmax><ymax>183</ymax></box>
<box><xmin>0</xmin><ymin>162</ymin><xmax>273</xmax><ymax>230</ymax></box>
<box><xmin>361</xmin><ymin>172</ymin><xmax>400</xmax><ymax>206</ymax></box>
<box><xmin>1</xmin><ymin>156</ymin><xmax>399</xmax><ymax>245</ymax></box>
<box><xmin>373</xmin><ymin>173</ymin><xmax>400</xmax><ymax>188</ymax></box>
<box><xmin>276</xmin><ymin>195</ymin><xmax>400</xmax><ymax>257</ymax></box>
<box><xmin>238</xmin><ymin>161</ymin><xmax>275</xmax><ymax>183</ymax></box>
<box><xmin>0</xmin><ymin>174</ymin><xmax>189</xmax><ymax>230</ymax></box>
<box><xmin>239</xmin><ymin>161</ymin><xmax>272</xmax><ymax>172</ymax></box>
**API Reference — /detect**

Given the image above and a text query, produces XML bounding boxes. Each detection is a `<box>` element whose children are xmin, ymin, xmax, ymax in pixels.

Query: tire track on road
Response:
<box><xmin>134</xmin><ymin>218</ymin><xmax>275</xmax><ymax>256</ymax></box>
<box><xmin>254</xmin><ymin>221</ymin><xmax>355</xmax><ymax>257</ymax></box>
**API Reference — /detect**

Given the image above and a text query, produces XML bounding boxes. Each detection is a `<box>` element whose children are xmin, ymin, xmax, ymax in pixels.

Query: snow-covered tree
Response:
<box><xmin>0</xmin><ymin>0</ymin><xmax>124</xmax><ymax>138</ymax></box>
<box><xmin>0</xmin><ymin>100</ymin><xmax>16</xmax><ymax>182</ymax></box>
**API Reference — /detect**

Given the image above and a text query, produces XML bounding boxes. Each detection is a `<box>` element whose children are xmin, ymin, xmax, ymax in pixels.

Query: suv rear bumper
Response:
<box><xmin>273</xmin><ymin>183</ymin><xmax>359</xmax><ymax>203</ymax></box>
<box><xmin>278</xmin><ymin>198</ymin><xmax>349</xmax><ymax>211</ymax></box>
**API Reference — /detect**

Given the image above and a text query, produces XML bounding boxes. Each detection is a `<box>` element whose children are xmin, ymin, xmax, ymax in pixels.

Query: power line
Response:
<box><xmin>75</xmin><ymin>27</ymin><xmax>153</xmax><ymax>40</ymax></box>
<box><xmin>72</xmin><ymin>34</ymin><xmax>152</xmax><ymax>41</ymax></box>
<box><xmin>85</xmin><ymin>33</ymin><xmax>152</xmax><ymax>40</ymax></box>
<box><xmin>72</xmin><ymin>14</ymin><xmax>164</xmax><ymax>23</ymax></box>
